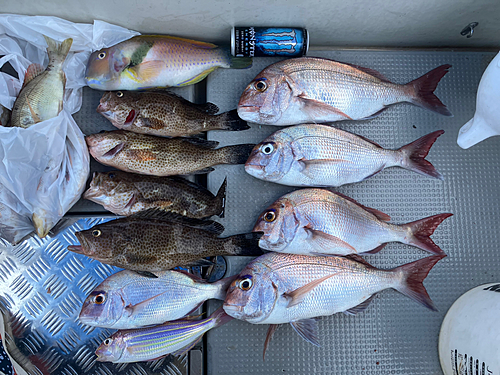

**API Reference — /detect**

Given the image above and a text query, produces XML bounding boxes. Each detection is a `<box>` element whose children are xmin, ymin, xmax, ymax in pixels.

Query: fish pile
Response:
<box><xmin>68</xmin><ymin>40</ymin><xmax>456</xmax><ymax>363</ymax></box>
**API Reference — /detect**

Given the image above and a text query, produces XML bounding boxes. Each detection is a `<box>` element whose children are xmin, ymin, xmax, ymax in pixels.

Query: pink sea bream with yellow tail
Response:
<box><xmin>85</xmin><ymin>35</ymin><xmax>252</xmax><ymax>90</ymax></box>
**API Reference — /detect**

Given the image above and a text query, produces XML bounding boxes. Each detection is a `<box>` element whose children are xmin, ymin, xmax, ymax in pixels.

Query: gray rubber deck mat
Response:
<box><xmin>205</xmin><ymin>51</ymin><xmax>500</xmax><ymax>375</ymax></box>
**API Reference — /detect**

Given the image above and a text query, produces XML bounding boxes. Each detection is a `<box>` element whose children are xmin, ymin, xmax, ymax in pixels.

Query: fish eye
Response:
<box><xmin>94</xmin><ymin>293</ymin><xmax>106</xmax><ymax>305</ymax></box>
<box><xmin>239</xmin><ymin>277</ymin><xmax>253</xmax><ymax>291</ymax></box>
<box><xmin>108</xmin><ymin>172</ymin><xmax>115</xmax><ymax>179</ymax></box>
<box><xmin>263</xmin><ymin>210</ymin><xmax>276</xmax><ymax>223</ymax></box>
<box><xmin>116</xmin><ymin>91</ymin><xmax>124</xmax><ymax>98</ymax></box>
<box><xmin>98</xmin><ymin>52</ymin><xmax>106</xmax><ymax>60</ymax></box>
<box><xmin>103</xmin><ymin>338</ymin><xmax>112</xmax><ymax>346</ymax></box>
<box><xmin>254</xmin><ymin>80</ymin><xmax>267</xmax><ymax>92</ymax></box>
<box><xmin>92</xmin><ymin>229</ymin><xmax>102</xmax><ymax>237</ymax></box>
<box><xmin>261</xmin><ymin>143</ymin><xmax>274</xmax><ymax>155</ymax></box>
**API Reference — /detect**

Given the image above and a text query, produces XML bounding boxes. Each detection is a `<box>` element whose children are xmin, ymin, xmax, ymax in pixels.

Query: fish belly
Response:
<box><xmin>293</xmin><ymin>70</ymin><xmax>407</xmax><ymax>120</ymax></box>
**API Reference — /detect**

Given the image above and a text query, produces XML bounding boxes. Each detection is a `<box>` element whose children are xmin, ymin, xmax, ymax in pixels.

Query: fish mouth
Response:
<box><xmin>222</xmin><ymin>304</ymin><xmax>245</xmax><ymax>319</ymax></box>
<box><xmin>67</xmin><ymin>244</ymin><xmax>84</xmax><ymax>253</ymax></box>
<box><xmin>244</xmin><ymin>163</ymin><xmax>266</xmax><ymax>177</ymax></box>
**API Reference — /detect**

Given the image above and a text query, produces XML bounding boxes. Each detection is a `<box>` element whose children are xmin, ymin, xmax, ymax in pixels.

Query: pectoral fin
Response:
<box><xmin>284</xmin><ymin>273</ymin><xmax>339</xmax><ymax>308</ymax></box>
<box><xmin>127</xmin><ymin>61</ymin><xmax>165</xmax><ymax>83</ymax></box>
<box><xmin>290</xmin><ymin>319</ymin><xmax>320</xmax><ymax>346</ymax></box>
<box><xmin>26</xmin><ymin>97</ymin><xmax>42</xmax><ymax>123</ymax></box>
<box><xmin>125</xmin><ymin>291</ymin><xmax>169</xmax><ymax>315</ymax></box>
<box><xmin>298</xmin><ymin>158</ymin><xmax>352</xmax><ymax>179</ymax></box>
<box><xmin>298</xmin><ymin>95</ymin><xmax>352</xmax><ymax>121</ymax></box>
<box><xmin>304</xmin><ymin>226</ymin><xmax>357</xmax><ymax>254</ymax></box>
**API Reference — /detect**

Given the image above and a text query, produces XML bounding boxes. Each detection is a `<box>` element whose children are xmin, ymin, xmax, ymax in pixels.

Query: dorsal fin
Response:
<box><xmin>338</xmin><ymin>60</ymin><xmax>391</xmax><ymax>83</ymax></box>
<box><xmin>326</xmin><ymin>190</ymin><xmax>391</xmax><ymax>221</ymax></box>
<box><xmin>141</xmin><ymin>35</ymin><xmax>218</xmax><ymax>49</ymax></box>
<box><xmin>355</xmin><ymin>133</ymin><xmax>383</xmax><ymax>148</ymax></box>
<box><xmin>344</xmin><ymin>254</ymin><xmax>374</xmax><ymax>268</ymax></box>
<box><xmin>23</xmin><ymin>63</ymin><xmax>45</xmax><ymax>88</ymax></box>
<box><xmin>183</xmin><ymin>137</ymin><xmax>219</xmax><ymax>149</ymax></box>
<box><xmin>130</xmin><ymin>209</ymin><xmax>225</xmax><ymax>234</ymax></box>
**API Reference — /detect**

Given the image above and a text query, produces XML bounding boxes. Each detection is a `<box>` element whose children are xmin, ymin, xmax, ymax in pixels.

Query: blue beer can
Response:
<box><xmin>231</xmin><ymin>27</ymin><xmax>309</xmax><ymax>57</ymax></box>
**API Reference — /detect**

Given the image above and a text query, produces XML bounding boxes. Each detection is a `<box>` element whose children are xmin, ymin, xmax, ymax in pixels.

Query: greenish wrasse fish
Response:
<box><xmin>96</xmin><ymin>307</ymin><xmax>232</xmax><ymax>363</ymax></box>
<box><xmin>79</xmin><ymin>269</ymin><xmax>235</xmax><ymax>329</ymax></box>
<box><xmin>246</xmin><ymin>125</ymin><xmax>444</xmax><ymax>187</ymax></box>
<box><xmin>85</xmin><ymin>35</ymin><xmax>252</xmax><ymax>90</ymax></box>
<box><xmin>11</xmin><ymin>35</ymin><xmax>73</xmax><ymax>128</ymax></box>
<box><xmin>223</xmin><ymin>252</ymin><xmax>444</xmax><ymax>357</ymax></box>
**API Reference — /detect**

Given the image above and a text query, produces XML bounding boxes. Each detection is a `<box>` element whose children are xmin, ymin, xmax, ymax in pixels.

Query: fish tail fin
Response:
<box><xmin>399</xmin><ymin>130</ymin><xmax>445</xmax><ymax>180</ymax></box>
<box><xmin>227</xmin><ymin>232</ymin><xmax>265</xmax><ymax>256</ymax></box>
<box><xmin>214</xmin><ymin>109</ymin><xmax>250</xmax><ymax>131</ymax></box>
<box><xmin>44</xmin><ymin>35</ymin><xmax>73</xmax><ymax>66</ymax></box>
<box><xmin>407</xmin><ymin>64</ymin><xmax>453</xmax><ymax>116</ymax></box>
<box><xmin>212</xmin><ymin>275</ymin><xmax>237</xmax><ymax>300</ymax></box>
<box><xmin>401</xmin><ymin>213</ymin><xmax>453</xmax><ymax>255</ymax></box>
<box><xmin>219</xmin><ymin>144</ymin><xmax>255</xmax><ymax>165</ymax></box>
<box><xmin>214</xmin><ymin>177</ymin><xmax>227</xmax><ymax>218</ymax></box>
<box><xmin>393</xmin><ymin>255</ymin><xmax>445</xmax><ymax>311</ymax></box>
<box><xmin>229</xmin><ymin>56</ymin><xmax>253</xmax><ymax>69</ymax></box>
<box><xmin>211</xmin><ymin>306</ymin><xmax>234</xmax><ymax>328</ymax></box>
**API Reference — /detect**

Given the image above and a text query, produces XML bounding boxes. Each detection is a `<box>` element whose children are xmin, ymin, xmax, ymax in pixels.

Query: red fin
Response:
<box><xmin>329</xmin><ymin>190</ymin><xmax>391</xmax><ymax>221</ymax></box>
<box><xmin>403</xmin><ymin>213</ymin><xmax>452</xmax><ymax>255</ymax></box>
<box><xmin>393</xmin><ymin>255</ymin><xmax>446</xmax><ymax>311</ymax></box>
<box><xmin>362</xmin><ymin>243</ymin><xmax>387</xmax><ymax>255</ymax></box>
<box><xmin>284</xmin><ymin>273</ymin><xmax>339</xmax><ymax>308</ymax></box>
<box><xmin>399</xmin><ymin>130</ymin><xmax>445</xmax><ymax>180</ymax></box>
<box><xmin>23</xmin><ymin>63</ymin><xmax>44</xmax><ymax>88</ymax></box>
<box><xmin>263</xmin><ymin>324</ymin><xmax>280</xmax><ymax>361</ymax></box>
<box><xmin>298</xmin><ymin>95</ymin><xmax>353</xmax><ymax>120</ymax></box>
<box><xmin>407</xmin><ymin>64</ymin><xmax>453</xmax><ymax>116</ymax></box>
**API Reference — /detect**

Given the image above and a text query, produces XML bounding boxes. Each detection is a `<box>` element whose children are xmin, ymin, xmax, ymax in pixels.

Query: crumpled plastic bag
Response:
<box><xmin>0</xmin><ymin>15</ymin><xmax>139</xmax><ymax>242</ymax></box>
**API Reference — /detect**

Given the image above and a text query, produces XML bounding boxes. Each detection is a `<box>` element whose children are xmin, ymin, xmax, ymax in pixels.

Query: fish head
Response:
<box><xmin>69</xmin><ymin>225</ymin><xmax>116</xmax><ymax>262</ymax></box>
<box><xmin>223</xmin><ymin>260</ymin><xmax>277</xmax><ymax>323</ymax></box>
<box><xmin>245</xmin><ymin>133</ymin><xmax>294</xmax><ymax>181</ymax></box>
<box><xmin>95</xmin><ymin>334</ymin><xmax>126</xmax><ymax>362</ymax></box>
<box><xmin>252</xmin><ymin>197</ymin><xmax>299</xmax><ymax>252</ymax></box>
<box><xmin>97</xmin><ymin>91</ymin><xmax>139</xmax><ymax>129</ymax></box>
<box><xmin>237</xmin><ymin>67</ymin><xmax>294</xmax><ymax>125</ymax></box>
<box><xmin>83</xmin><ymin>171</ymin><xmax>135</xmax><ymax>212</ymax></box>
<box><xmin>85</xmin><ymin>131</ymin><xmax>127</xmax><ymax>162</ymax></box>
<box><xmin>79</xmin><ymin>288</ymin><xmax>125</xmax><ymax>327</ymax></box>
<box><xmin>86</xmin><ymin>45</ymin><xmax>130</xmax><ymax>90</ymax></box>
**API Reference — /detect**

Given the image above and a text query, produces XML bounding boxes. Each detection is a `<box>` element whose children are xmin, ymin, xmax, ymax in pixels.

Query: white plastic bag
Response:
<box><xmin>0</xmin><ymin>16</ymin><xmax>139</xmax><ymax>241</ymax></box>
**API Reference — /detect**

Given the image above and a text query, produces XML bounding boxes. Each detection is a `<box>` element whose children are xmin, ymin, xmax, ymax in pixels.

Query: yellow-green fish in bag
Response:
<box><xmin>85</xmin><ymin>35</ymin><xmax>252</xmax><ymax>90</ymax></box>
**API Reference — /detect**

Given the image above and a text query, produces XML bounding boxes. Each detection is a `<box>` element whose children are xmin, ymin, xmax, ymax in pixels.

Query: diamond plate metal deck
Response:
<box><xmin>0</xmin><ymin>219</ymin><xmax>189</xmax><ymax>375</ymax></box>
<box><xmin>205</xmin><ymin>50</ymin><xmax>500</xmax><ymax>375</ymax></box>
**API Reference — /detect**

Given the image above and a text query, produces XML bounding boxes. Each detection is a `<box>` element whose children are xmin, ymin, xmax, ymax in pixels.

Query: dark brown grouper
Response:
<box><xmin>84</xmin><ymin>170</ymin><xmax>227</xmax><ymax>219</ymax></box>
<box><xmin>97</xmin><ymin>90</ymin><xmax>249</xmax><ymax>137</ymax></box>
<box><xmin>86</xmin><ymin>130</ymin><xmax>255</xmax><ymax>176</ymax></box>
<box><xmin>67</xmin><ymin>212</ymin><xmax>263</xmax><ymax>274</ymax></box>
